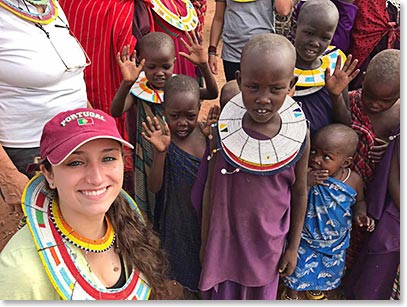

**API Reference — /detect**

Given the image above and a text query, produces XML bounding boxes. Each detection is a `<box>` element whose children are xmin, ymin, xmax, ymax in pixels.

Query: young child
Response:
<box><xmin>289</xmin><ymin>0</ymin><xmax>358</xmax><ymax>53</ymax></box>
<box><xmin>337</xmin><ymin>49</ymin><xmax>400</xmax><ymax>279</ymax></box>
<box><xmin>110</xmin><ymin>31</ymin><xmax>218</xmax><ymax>221</ymax></box>
<box><xmin>140</xmin><ymin>74</ymin><xmax>220</xmax><ymax>297</ymax></box>
<box><xmin>345</xmin><ymin>49</ymin><xmax>400</xmax><ymax>184</ymax></box>
<box><xmin>191</xmin><ymin>33</ymin><xmax>310</xmax><ymax>300</ymax></box>
<box><xmin>281</xmin><ymin>123</ymin><xmax>375</xmax><ymax>300</ymax></box>
<box><xmin>293</xmin><ymin>0</ymin><xmax>359</xmax><ymax>137</ymax></box>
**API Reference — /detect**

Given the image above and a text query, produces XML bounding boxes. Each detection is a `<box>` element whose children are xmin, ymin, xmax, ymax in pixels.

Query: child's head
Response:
<box><xmin>295</xmin><ymin>0</ymin><xmax>339</xmax><ymax>67</ymax></box>
<box><xmin>362</xmin><ymin>49</ymin><xmax>400</xmax><ymax>114</ymax></box>
<box><xmin>163</xmin><ymin>74</ymin><xmax>200</xmax><ymax>139</ymax></box>
<box><xmin>237</xmin><ymin>33</ymin><xmax>297</xmax><ymax>124</ymax></box>
<box><xmin>309</xmin><ymin>124</ymin><xmax>358</xmax><ymax>176</ymax></box>
<box><xmin>139</xmin><ymin>32</ymin><xmax>176</xmax><ymax>90</ymax></box>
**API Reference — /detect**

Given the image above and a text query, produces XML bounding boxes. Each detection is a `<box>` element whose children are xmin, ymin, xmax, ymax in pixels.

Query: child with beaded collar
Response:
<box><xmin>192</xmin><ymin>33</ymin><xmax>310</xmax><ymax>300</ymax></box>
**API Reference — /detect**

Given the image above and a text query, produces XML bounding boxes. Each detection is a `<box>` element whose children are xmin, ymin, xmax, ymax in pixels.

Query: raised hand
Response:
<box><xmin>179</xmin><ymin>30</ymin><xmax>207</xmax><ymax>66</ymax></box>
<box><xmin>325</xmin><ymin>54</ymin><xmax>360</xmax><ymax>96</ymax></box>
<box><xmin>141</xmin><ymin>116</ymin><xmax>171</xmax><ymax>153</ymax></box>
<box><xmin>116</xmin><ymin>45</ymin><xmax>145</xmax><ymax>83</ymax></box>
<box><xmin>199</xmin><ymin>104</ymin><xmax>220</xmax><ymax>139</ymax></box>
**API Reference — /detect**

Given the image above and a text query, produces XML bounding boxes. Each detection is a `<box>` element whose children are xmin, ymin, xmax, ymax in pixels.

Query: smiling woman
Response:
<box><xmin>0</xmin><ymin>108</ymin><xmax>182</xmax><ymax>300</ymax></box>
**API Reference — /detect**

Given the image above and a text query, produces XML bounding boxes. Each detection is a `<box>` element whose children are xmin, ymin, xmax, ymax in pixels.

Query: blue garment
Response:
<box><xmin>154</xmin><ymin>142</ymin><xmax>202</xmax><ymax>291</ymax></box>
<box><xmin>283</xmin><ymin>176</ymin><xmax>356</xmax><ymax>291</ymax></box>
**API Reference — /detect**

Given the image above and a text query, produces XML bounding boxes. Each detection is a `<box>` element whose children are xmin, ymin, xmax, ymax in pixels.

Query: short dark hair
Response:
<box><xmin>139</xmin><ymin>32</ymin><xmax>175</xmax><ymax>57</ymax></box>
<box><xmin>163</xmin><ymin>74</ymin><xmax>200</xmax><ymax>106</ymax></box>
<box><xmin>297</xmin><ymin>0</ymin><xmax>339</xmax><ymax>25</ymax></box>
<box><xmin>314</xmin><ymin>123</ymin><xmax>359</xmax><ymax>156</ymax></box>
<box><xmin>240</xmin><ymin>33</ymin><xmax>296</xmax><ymax>71</ymax></box>
<box><xmin>366</xmin><ymin>49</ymin><xmax>400</xmax><ymax>85</ymax></box>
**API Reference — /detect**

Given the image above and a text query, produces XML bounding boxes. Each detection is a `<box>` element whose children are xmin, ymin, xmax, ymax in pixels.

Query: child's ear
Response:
<box><xmin>288</xmin><ymin>76</ymin><xmax>298</xmax><ymax>96</ymax></box>
<box><xmin>342</xmin><ymin>156</ymin><xmax>353</xmax><ymax>168</ymax></box>
<box><xmin>288</xmin><ymin>76</ymin><xmax>298</xmax><ymax>92</ymax></box>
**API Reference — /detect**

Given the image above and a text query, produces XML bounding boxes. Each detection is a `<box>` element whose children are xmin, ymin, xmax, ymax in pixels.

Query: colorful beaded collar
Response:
<box><xmin>217</xmin><ymin>93</ymin><xmax>307</xmax><ymax>175</ymax></box>
<box><xmin>150</xmin><ymin>0</ymin><xmax>198</xmax><ymax>31</ymax></box>
<box><xmin>0</xmin><ymin>0</ymin><xmax>58</xmax><ymax>25</ymax></box>
<box><xmin>22</xmin><ymin>173</ymin><xmax>151</xmax><ymax>300</ymax></box>
<box><xmin>294</xmin><ymin>46</ymin><xmax>346</xmax><ymax>96</ymax></box>
<box><xmin>130</xmin><ymin>71</ymin><xmax>177</xmax><ymax>104</ymax></box>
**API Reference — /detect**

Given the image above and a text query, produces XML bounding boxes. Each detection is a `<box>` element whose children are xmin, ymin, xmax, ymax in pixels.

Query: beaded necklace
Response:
<box><xmin>50</xmin><ymin>197</ymin><xmax>116</xmax><ymax>253</ymax></box>
<box><xmin>0</xmin><ymin>0</ymin><xmax>58</xmax><ymax>24</ymax></box>
<box><xmin>22</xmin><ymin>173</ymin><xmax>151</xmax><ymax>300</ymax></box>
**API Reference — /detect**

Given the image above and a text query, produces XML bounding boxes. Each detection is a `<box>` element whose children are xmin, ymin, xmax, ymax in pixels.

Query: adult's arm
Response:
<box><xmin>0</xmin><ymin>145</ymin><xmax>28</xmax><ymax>212</ymax></box>
<box><xmin>208</xmin><ymin>1</ymin><xmax>226</xmax><ymax>75</ymax></box>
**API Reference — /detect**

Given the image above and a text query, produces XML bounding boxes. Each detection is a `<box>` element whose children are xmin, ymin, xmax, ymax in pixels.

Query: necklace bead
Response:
<box><xmin>50</xmin><ymin>197</ymin><xmax>116</xmax><ymax>253</ymax></box>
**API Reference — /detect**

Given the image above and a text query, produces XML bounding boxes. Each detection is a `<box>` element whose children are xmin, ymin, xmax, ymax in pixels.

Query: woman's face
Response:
<box><xmin>43</xmin><ymin>139</ymin><xmax>124</xmax><ymax>222</ymax></box>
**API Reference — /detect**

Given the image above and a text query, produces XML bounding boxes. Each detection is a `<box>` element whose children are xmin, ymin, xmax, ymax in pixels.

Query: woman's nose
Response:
<box><xmin>85</xmin><ymin>162</ymin><xmax>104</xmax><ymax>185</ymax></box>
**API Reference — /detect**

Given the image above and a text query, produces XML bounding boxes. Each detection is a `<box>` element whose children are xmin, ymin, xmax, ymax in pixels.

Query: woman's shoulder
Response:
<box><xmin>0</xmin><ymin>226</ymin><xmax>59</xmax><ymax>299</ymax></box>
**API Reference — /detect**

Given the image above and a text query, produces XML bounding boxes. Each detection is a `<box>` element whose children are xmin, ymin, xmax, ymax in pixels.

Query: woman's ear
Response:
<box><xmin>40</xmin><ymin>164</ymin><xmax>55</xmax><ymax>189</ymax></box>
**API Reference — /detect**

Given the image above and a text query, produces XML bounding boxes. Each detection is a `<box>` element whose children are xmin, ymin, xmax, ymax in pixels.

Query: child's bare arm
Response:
<box><xmin>326</xmin><ymin>54</ymin><xmax>359</xmax><ymax>125</ymax></box>
<box><xmin>111</xmin><ymin>45</ymin><xmax>145</xmax><ymax>117</ymax></box>
<box><xmin>279</xmin><ymin>130</ymin><xmax>310</xmax><ymax>277</ymax></box>
<box><xmin>351</xmin><ymin>173</ymin><xmax>375</xmax><ymax>232</ymax></box>
<box><xmin>179</xmin><ymin>31</ymin><xmax>219</xmax><ymax>100</ymax></box>
<box><xmin>141</xmin><ymin>116</ymin><xmax>171</xmax><ymax>193</ymax></box>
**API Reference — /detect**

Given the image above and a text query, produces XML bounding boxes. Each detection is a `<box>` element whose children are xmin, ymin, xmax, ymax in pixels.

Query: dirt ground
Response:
<box><xmin>0</xmin><ymin>199</ymin><xmax>23</xmax><ymax>251</ymax></box>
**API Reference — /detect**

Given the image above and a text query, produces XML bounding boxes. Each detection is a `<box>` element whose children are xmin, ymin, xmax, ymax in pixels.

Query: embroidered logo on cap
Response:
<box><xmin>60</xmin><ymin>111</ymin><xmax>106</xmax><ymax>127</ymax></box>
<box><xmin>77</xmin><ymin>118</ymin><xmax>94</xmax><ymax>125</ymax></box>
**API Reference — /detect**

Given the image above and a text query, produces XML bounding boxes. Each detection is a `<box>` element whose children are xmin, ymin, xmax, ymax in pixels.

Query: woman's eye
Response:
<box><xmin>66</xmin><ymin>160</ymin><xmax>82</xmax><ymax>167</ymax></box>
<box><xmin>323</xmin><ymin>155</ymin><xmax>331</xmax><ymax>160</ymax></box>
<box><xmin>103</xmin><ymin>156</ymin><xmax>117</xmax><ymax>162</ymax></box>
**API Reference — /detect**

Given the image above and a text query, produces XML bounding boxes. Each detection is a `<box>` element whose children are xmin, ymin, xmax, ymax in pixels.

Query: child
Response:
<box><xmin>281</xmin><ymin>123</ymin><xmax>374</xmax><ymax>300</ymax></box>
<box><xmin>289</xmin><ymin>0</ymin><xmax>358</xmax><ymax>53</ymax></box>
<box><xmin>337</xmin><ymin>49</ymin><xmax>400</xmax><ymax>280</ymax></box>
<box><xmin>110</xmin><ymin>31</ymin><xmax>218</xmax><ymax>221</ymax></box>
<box><xmin>191</xmin><ymin>33</ymin><xmax>310</xmax><ymax>300</ymax></box>
<box><xmin>293</xmin><ymin>0</ymin><xmax>359</xmax><ymax>137</ymax></box>
<box><xmin>345</xmin><ymin>49</ymin><xmax>400</xmax><ymax>183</ymax></box>
<box><xmin>141</xmin><ymin>74</ymin><xmax>220</xmax><ymax>297</ymax></box>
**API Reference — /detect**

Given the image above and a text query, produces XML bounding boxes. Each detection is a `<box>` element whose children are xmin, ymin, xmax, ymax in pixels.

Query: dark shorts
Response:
<box><xmin>3</xmin><ymin>147</ymin><xmax>40</xmax><ymax>178</ymax></box>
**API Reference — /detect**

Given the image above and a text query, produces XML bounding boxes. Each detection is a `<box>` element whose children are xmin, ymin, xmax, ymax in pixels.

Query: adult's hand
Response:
<box><xmin>0</xmin><ymin>147</ymin><xmax>29</xmax><ymax>213</ymax></box>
